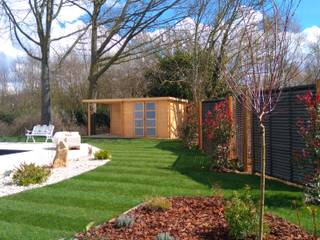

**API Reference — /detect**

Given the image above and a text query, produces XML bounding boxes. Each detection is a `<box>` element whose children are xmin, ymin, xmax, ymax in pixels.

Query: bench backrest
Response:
<box><xmin>32</xmin><ymin>124</ymin><xmax>54</xmax><ymax>136</ymax></box>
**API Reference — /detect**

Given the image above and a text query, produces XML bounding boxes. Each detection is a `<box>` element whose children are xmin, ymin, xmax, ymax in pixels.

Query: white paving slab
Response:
<box><xmin>0</xmin><ymin>142</ymin><xmax>110</xmax><ymax>197</ymax></box>
<box><xmin>0</xmin><ymin>143</ymin><xmax>98</xmax><ymax>173</ymax></box>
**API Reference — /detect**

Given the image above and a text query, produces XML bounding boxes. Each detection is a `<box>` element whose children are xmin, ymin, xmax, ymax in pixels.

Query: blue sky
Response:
<box><xmin>295</xmin><ymin>0</ymin><xmax>320</xmax><ymax>30</ymax></box>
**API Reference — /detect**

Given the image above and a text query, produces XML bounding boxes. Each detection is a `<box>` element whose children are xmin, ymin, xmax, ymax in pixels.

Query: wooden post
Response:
<box><xmin>87</xmin><ymin>103</ymin><xmax>91</xmax><ymax>136</ymax></box>
<box><xmin>242</xmin><ymin>94</ymin><xmax>253</xmax><ymax>173</ymax></box>
<box><xmin>228</xmin><ymin>96</ymin><xmax>236</xmax><ymax>160</ymax></box>
<box><xmin>198</xmin><ymin>101</ymin><xmax>203</xmax><ymax>150</ymax></box>
<box><xmin>316</xmin><ymin>79</ymin><xmax>320</xmax><ymax>92</ymax></box>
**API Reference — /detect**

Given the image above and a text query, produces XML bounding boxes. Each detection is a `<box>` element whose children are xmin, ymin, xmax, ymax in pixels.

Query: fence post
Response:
<box><xmin>317</xmin><ymin>80</ymin><xmax>320</xmax><ymax>92</ymax></box>
<box><xmin>198</xmin><ymin>101</ymin><xmax>203</xmax><ymax>150</ymax></box>
<box><xmin>228</xmin><ymin>96</ymin><xmax>236</xmax><ymax>160</ymax></box>
<box><xmin>87</xmin><ymin>103</ymin><xmax>91</xmax><ymax>136</ymax></box>
<box><xmin>243</xmin><ymin>94</ymin><xmax>253</xmax><ymax>173</ymax></box>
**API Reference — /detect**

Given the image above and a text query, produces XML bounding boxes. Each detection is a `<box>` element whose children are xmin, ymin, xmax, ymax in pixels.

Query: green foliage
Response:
<box><xmin>0</xmin><ymin>112</ymin><xmax>15</xmax><ymax>125</ymax></box>
<box><xmin>94</xmin><ymin>150</ymin><xmax>111</xmax><ymax>160</ymax></box>
<box><xmin>12</xmin><ymin>163</ymin><xmax>51</xmax><ymax>186</ymax></box>
<box><xmin>144</xmin><ymin>197</ymin><xmax>172</xmax><ymax>211</ymax></box>
<box><xmin>179</xmin><ymin>104</ymin><xmax>198</xmax><ymax>149</ymax></box>
<box><xmin>145</xmin><ymin>51</ymin><xmax>193</xmax><ymax>100</ymax></box>
<box><xmin>205</xmin><ymin>100</ymin><xmax>234</xmax><ymax>170</ymax></box>
<box><xmin>225</xmin><ymin>186</ymin><xmax>259</xmax><ymax>239</ymax></box>
<box><xmin>114</xmin><ymin>214</ymin><xmax>134</xmax><ymax>228</ymax></box>
<box><xmin>155</xmin><ymin>232</ymin><xmax>175</xmax><ymax>240</ymax></box>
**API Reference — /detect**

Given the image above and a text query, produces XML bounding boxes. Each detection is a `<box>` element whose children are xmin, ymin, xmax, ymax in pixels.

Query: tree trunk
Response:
<box><xmin>87</xmin><ymin>74</ymin><xmax>99</xmax><ymax>99</ymax></box>
<box><xmin>258</xmin><ymin>122</ymin><xmax>266</xmax><ymax>240</ymax></box>
<box><xmin>40</xmin><ymin>60</ymin><xmax>51</xmax><ymax>124</ymax></box>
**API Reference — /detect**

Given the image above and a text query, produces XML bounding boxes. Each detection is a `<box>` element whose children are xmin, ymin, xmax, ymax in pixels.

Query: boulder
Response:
<box><xmin>52</xmin><ymin>140</ymin><xmax>68</xmax><ymax>168</ymax></box>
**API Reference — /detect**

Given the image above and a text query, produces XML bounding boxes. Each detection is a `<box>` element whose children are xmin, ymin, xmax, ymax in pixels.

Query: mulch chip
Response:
<box><xmin>75</xmin><ymin>196</ymin><xmax>313</xmax><ymax>240</ymax></box>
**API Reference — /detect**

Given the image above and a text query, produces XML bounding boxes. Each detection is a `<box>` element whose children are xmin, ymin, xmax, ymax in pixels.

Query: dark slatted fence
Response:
<box><xmin>252</xmin><ymin>84</ymin><xmax>315</xmax><ymax>183</ymax></box>
<box><xmin>201</xmin><ymin>84</ymin><xmax>316</xmax><ymax>184</ymax></box>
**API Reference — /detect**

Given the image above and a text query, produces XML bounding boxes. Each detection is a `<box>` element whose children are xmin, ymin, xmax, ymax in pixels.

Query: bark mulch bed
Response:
<box><xmin>75</xmin><ymin>196</ymin><xmax>313</xmax><ymax>240</ymax></box>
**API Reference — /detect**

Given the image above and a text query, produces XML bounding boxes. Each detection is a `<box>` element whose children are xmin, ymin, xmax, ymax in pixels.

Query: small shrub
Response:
<box><xmin>144</xmin><ymin>197</ymin><xmax>172</xmax><ymax>211</ymax></box>
<box><xmin>204</xmin><ymin>99</ymin><xmax>234</xmax><ymax>171</ymax></box>
<box><xmin>225</xmin><ymin>186</ymin><xmax>259</xmax><ymax>239</ymax></box>
<box><xmin>94</xmin><ymin>150</ymin><xmax>111</xmax><ymax>160</ymax></box>
<box><xmin>12</xmin><ymin>163</ymin><xmax>51</xmax><ymax>186</ymax></box>
<box><xmin>155</xmin><ymin>232</ymin><xmax>175</xmax><ymax>240</ymax></box>
<box><xmin>179</xmin><ymin>103</ymin><xmax>198</xmax><ymax>149</ymax></box>
<box><xmin>114</xmin><ymin>214</ymin><xmax>134</xmax><ymax>228</ymax></box>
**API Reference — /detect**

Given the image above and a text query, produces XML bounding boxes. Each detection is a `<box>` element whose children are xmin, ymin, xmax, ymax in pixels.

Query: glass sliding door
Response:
<box><xmin>145</xmin><ymin>102</ymin><xmax>156</xmax><ymax>137</ymax></box>
<box><xmin>134</xmin><ymin>102</ymin><xmax>156</xmax><ymax>137</ymax></box>
<box><xmin>134</xmin><ymin>103</ymin><xmax>144</xmax><ymax>137</ymax></box>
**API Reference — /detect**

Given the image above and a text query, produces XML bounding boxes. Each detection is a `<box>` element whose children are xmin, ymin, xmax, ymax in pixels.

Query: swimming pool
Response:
<box><xmin>0</xmin><ymin>150</ymin><xmax>29</xmax><ymax>156</ymax></box>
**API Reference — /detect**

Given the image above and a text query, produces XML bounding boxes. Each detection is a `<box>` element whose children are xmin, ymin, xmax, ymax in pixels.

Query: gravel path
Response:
<box><xmin>0</xmin><ymin>158</ymin><xmax>109</xmax><ymax>197</ymax></box>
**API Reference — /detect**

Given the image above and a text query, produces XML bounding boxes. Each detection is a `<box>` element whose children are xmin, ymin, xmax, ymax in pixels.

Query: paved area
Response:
<box><xmin>0</xmin><ymin>143</ymin><xmax>98</xmax><ymax>173</ymax></box>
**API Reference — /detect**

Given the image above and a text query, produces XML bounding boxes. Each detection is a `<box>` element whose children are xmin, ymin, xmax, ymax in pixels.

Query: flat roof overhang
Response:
<box><xmin>82</xmin><ymin>96</ymin><xmax>188</xmax><ymax>104</ymax></box>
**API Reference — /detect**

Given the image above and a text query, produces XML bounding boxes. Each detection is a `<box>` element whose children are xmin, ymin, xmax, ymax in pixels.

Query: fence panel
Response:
<box><xmin>201</xmin><ymin>84</ymin><xmax>316</xmax><ymax>184</ymax></box>
<box><xmin>252</xmin><ymin>84</ymin><xmax>315</xmax><ymax>183</ymax></box>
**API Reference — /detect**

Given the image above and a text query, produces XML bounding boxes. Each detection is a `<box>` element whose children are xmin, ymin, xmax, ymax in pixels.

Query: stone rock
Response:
<box><xmin>52</xmin><ymin>141</ymin><xmax>68</xmax><ymax>168</ymax></box>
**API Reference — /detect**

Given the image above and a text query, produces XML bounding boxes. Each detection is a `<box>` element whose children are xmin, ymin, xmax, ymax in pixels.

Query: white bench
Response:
<box><xmin>25</xmin><ymin>124</ymin><xmax>55</xmax><ymax>143</ymax></box>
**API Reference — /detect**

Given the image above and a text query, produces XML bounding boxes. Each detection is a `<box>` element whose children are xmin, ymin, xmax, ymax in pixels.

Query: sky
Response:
<box><xmin>295</xmin><ymin>0</ymin><xmax>320</xmax><ymax>29</ymax></box>
<box><xmin>0</xmin><ymin>0</ymin><xmax>319</xmax><ymax>64</ymax></box>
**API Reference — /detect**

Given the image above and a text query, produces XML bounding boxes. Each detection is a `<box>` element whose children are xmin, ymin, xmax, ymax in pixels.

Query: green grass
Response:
<box><xmin>0</xmin><ymin>138</ymin><xmax>317</xmax><ymax>239</ymax></box>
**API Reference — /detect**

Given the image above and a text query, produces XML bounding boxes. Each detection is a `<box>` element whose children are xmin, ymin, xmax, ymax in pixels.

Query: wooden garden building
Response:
<box><xmin>82</xmin><ymin>97</ymin><xmax>188</xmax><ymax>139</ymax></box>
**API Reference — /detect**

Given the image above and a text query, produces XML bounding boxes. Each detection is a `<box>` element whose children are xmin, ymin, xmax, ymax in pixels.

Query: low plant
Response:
<box><xmin>114</xmin><ymin>214</ymin><xmax>134</xmax><ymax>228</ymax></box>
<box><xmin>212</xmin><ymin>184</ymin><xmax>224</xmax><ymax>198</ymax></box>
<box><xmin>292</xmin><ymin>200</ymin><xmax>301</xmax><ymax>227</ymax></box>
<box><xmin>307</xmin><ymin>205</ymin><xmax>318</xmax><ymax>239</ymax></box>
<box><xmin>12</xmin><ymin>163</ymin><xmax>51</xmax><ymax>186</ymax></box>
<box><xmin>155</xmin><ymin>232</ymin><xmax>175</xmax><ymax>240</ymax></box>
<box><xmin>225</xmin><ymin>186</ymin><xmax>259</xmax><ymax>239</ymax></box>
<box><xmin>94</xmin><ymin>150</ymin><xmax>111</xmax><ymax>160</ymax></box>
<box><xmin>296</xmin><ymin>91</ymin><xmax>320</xmax><ymax>204</ymax></box>
<box><xmin>144</xmin><ymin>196</ymin><xmax>172</xmax><ymax>211</ymax></box>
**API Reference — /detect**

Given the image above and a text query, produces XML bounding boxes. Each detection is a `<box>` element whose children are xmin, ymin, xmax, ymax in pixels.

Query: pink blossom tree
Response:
<box><xmin>222</xmin><ymin>0</ymin><xmax>302</xmax><ymax>238</ymax></box>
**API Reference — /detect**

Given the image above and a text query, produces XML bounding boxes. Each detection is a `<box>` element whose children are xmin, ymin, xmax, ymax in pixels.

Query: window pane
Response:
<box><xmin>135</xmin><ymin>111</ymin><xmax>143</xmax><ymax>119</ymax></box>
<box><xmin>135</xmin><ymin>103</ymin><xmax>143</xmax><ymax>111</ymax></box>
<box><xmin>146</xmin><ymin>111</ymin><xmax>155</xmax><ymax>119</ymax></box>
<box><xmin>146</xmin><ymin>128</ymin><xmax>156</xmax><ymax>136</ymax></box>
<box><xmin>146</xmin><ymin>102</ymin><xmax>155</xmax><ymax>110</ymax></box>
<box><xmin>135</xmin><ymin>128</ymin><xmax>144</xmax><ymax>136</ymax></box>
<box><xmin>135</xmin><ymin>120</ymin><xmax>143</xmax><ymax>127</ymax></box>
<box><xmin>146</xmin><ymin>119</ymin><xmax>155</xmax><ymax>127</ymax></box>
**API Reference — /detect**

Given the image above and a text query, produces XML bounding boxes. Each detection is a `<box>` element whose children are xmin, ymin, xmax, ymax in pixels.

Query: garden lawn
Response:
<box><xmin>0</xmin><ymin>139</ymin><xmax>316</xmax><ymax>239</ymax></box>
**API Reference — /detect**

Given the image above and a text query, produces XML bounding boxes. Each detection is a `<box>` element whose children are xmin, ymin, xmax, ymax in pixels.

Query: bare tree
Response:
<box><xmin>162</xmin><ymin>0</ymin><xmax>261</xmax><ymax>101</ymax></box>
<box><xmin>222</xmin><ymin>1</ymin><xmax>301</xmax><ymax>238</ymax></box>
<box><xmin>69</xmin><ymin>0</ymin><xmax>183</xmax><ymax>99</ymax></box>
<box><xmin>0</xmin><ymin>0</ymin><xmax>88</xmax><ymax>123</ymax></box>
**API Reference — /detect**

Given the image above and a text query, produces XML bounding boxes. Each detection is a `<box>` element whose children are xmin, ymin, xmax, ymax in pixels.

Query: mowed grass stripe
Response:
<box><xmin>0</xmin><ymin>207</ymin><xmax>86</xmax><ymax>231</ymax></box>
<box><xmin>53</xmin><ymin>179</ymin><xmax>209</xmax><ymax>197</ymax></box>
<box><xmin>79</xmin><ymin>171</ymin><xmax>206</xmax><ymax>188</ymax></box>
<box><xmin>10</xmin><ymin>189</ymin><xmax>142</xmax><ymax>211</ymax></box>
<box><xmin>0</xmin><ymin>220</ymin><xmax>72</xmax><ymax>240</ymax></box>
<box><xmin>0</xmin><ymin>199</ymin><xmax>109</xmax><ymax>220</ymax></box>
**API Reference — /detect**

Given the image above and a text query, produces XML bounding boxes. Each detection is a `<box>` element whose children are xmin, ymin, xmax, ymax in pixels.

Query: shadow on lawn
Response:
<box><xmin>155</xmin><ymin>140</ymin><xmax>302</xmax><ymax>196</ymax></box>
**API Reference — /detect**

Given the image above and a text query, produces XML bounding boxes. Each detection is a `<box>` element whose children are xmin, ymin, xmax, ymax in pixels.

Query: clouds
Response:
<box><xmin>0</xmin><ymin>0</ymin><xmax>87</xmax><ymax>61</ymax></box>
<box><xmin>0</xmin><ymin>0</ymin><xmax>319</xmax><ymax>63</ymax></box>
<box><xmin>302</xmin><ymin>26</ymin><xmax>320</xmax><ymax>44</ymax></box>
